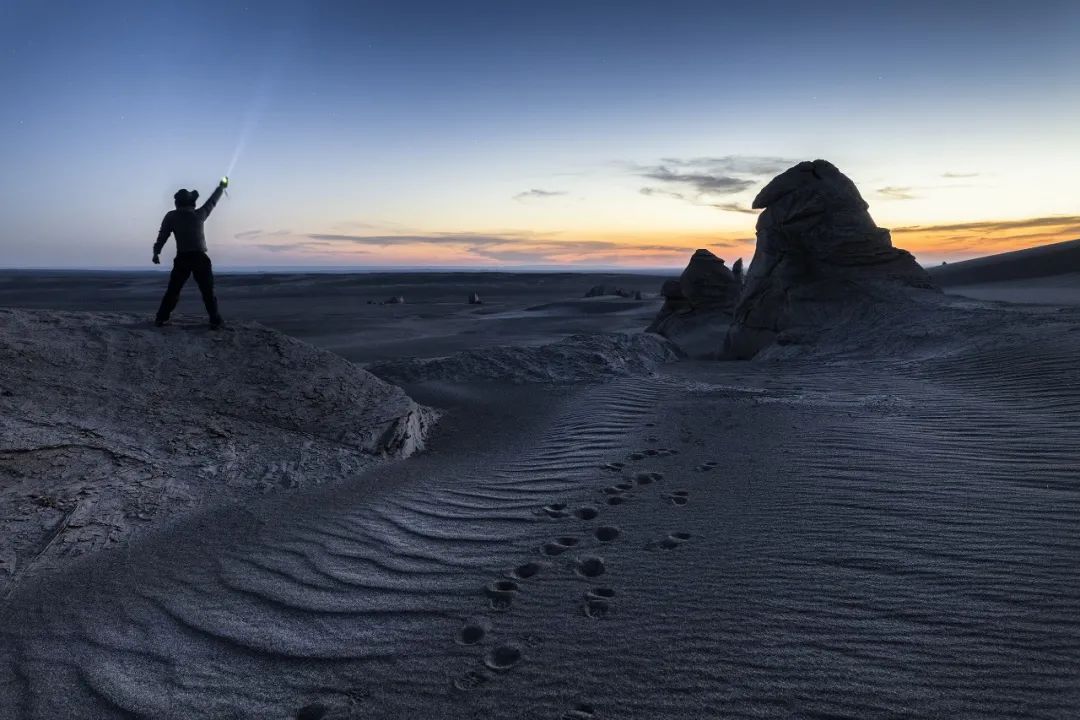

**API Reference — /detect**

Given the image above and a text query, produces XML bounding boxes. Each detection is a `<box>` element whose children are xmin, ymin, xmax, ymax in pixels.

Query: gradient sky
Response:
<box><xmin>2</xmin><ymin>0</ymin><xmax>1078</xmax><ymax>269</ymax></box>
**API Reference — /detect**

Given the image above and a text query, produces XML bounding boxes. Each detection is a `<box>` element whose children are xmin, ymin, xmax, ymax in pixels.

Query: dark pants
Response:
<box><xmin>156</xmin><ymin>252</ymin><xmax>222</xmax><ymax>324</ymax></box>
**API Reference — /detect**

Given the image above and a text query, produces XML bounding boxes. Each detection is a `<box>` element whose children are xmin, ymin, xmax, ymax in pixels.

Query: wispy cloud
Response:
<box><xmin>941</xmin><ymin>171</ymin><xmax>980</xmax><ymax>179</ymax></box>
<box><xmin>878</xmin><ymin>186</ymin><xmax>918</xmax><ymax>200</ymax></box>
<box><xmin>513</xmin><ymin>188</ymin><xmax>568</xmax><ymax>201</ymax></box>
<box><xmin>254</xmin><ymin>241</ymin><xmax>361</xmax><ymax>253</ymax></box>
<box><xmin>893</xmin><ymin>215</ymin><xmax>1080</xmax><ymax>234</ymax></box>
<box><xmin>295</xmin><ymin>231</ymin><xmax>742</xmax><ymax>263</ymax></box>
<box><xmin>640</xmin><ymin>167</ymin><xmax>755</xmax><ymax>195</ymax></box>
<box><xmin>235</xmin><ymin>228</ymin><xmax>290</xmax><ymax>239</ymax></box>
<box><xmin>892</xmin><ymin>215</ymin><xmax>1080</xmax><ymax>258</ymax></box>
<box><xmin>632</xmin><ymin>155</ymin><xmax>797</xmax><ymax>213</ymax></box>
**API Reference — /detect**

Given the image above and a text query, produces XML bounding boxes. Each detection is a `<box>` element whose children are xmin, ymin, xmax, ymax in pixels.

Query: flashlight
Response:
<box><xmin>221</xmin><ymin>176</ymin><xmax>229</xmax><ymax>188</ymax></box>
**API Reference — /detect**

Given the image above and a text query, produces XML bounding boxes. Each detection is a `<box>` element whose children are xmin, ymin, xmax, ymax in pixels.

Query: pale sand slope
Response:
<box><xmin>0</xmin><ymin>309</ymin><xmax>435</xmax><ymax>597</ymax></box>
<box><xmin>928</xmin><ymin>238</ymin><xmax>1080</xmax><ymax>305</ymax></box>
<box><xmin>1</xmin><ymin>291</ymin><xmax>1079</xmax><ymax>718</ymax></box>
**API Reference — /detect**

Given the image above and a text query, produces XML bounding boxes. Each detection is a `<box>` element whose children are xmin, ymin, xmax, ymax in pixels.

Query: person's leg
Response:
<box><xmin>192</xmin><ymin>253</ymin><xmax>223</xmax><ymax>326</ymax></box>
<box><xmin>155</xmin><ymin>256</ymin><xmax>191</xmax><ymax>324</ymax></box>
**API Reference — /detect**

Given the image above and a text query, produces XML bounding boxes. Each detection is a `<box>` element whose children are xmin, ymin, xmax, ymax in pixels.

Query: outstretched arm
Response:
<box><xmin>153</xmin><ymin>212</ymin><xmax>173</xmax><ymax>259</ymax></box>
<box><xmin>197</xmin><ymin>181</ymin><xmax>226</xmax><ymax>220</ymax></box>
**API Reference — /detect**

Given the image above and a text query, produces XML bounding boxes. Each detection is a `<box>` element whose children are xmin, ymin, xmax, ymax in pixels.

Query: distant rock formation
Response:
<box><xmin>646</xmin><ymin>248</ymin><xmax>740</xmax><ymax>358</ymax></box>
<box><xmin>584</xmin><ymin>285</ymin><xmax>639</xmax><ymax>299</ymax></box>
<box><xmin>724</xmin><ymin>159</ymin><xmax>935</xmax><ymax>359</ymax></box>
<box><xmin>385</xmin><ymin>295</ymin><xmax>405</xmax><ymax>304</ymax></box>
<box><xmin>468</xmin><ymin>292</ymin><xmax>483</xmax><ymax>305</ymax></box>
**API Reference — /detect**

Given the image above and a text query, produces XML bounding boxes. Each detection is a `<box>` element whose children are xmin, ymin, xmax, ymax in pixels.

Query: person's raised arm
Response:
<box><xmin>197</xmin><ymin>178</ymin><xmax>228</xmax><ymax>220</ymax></box>
<box><xmin>152</xmin><ymin>212</ymin><xmax>173</xmax><ymax>263</ymax></box>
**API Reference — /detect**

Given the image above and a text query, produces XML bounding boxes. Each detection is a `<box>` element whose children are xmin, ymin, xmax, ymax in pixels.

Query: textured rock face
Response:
<box><xmin>725</xmin><ymin>160</ymin><xmax>935</xmax><ymax>359</ymax></box>
<box><xmin>0</xmin><ymin>309</ymin><xmax>435</xmax><ymax>589</ymax></box>
<box><xmin>646</xmin><ymin>248</ymin><xmax>740</xmax><ymax>358</ymax></box>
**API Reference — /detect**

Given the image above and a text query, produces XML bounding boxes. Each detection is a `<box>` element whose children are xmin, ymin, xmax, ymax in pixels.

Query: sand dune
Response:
<box><xmin>367</xmin><ymin>332</ymin><xmax>679</xmax><ymax>384</ymax></box>
<box><xmin>929</xmin><ymin>238</ymin><xmax>1080</xmax><ymax>286</ymax></box>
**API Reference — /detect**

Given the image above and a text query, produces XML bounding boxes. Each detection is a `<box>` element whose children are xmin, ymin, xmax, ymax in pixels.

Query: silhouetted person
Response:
<box><xmin>153</xmin><ymin>177</ymin><xmax>228</xmax><ymax>329</ymax></box>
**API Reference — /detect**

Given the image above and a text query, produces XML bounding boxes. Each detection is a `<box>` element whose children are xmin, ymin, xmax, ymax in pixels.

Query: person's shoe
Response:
<box><xmin>154</xmin><ymin>318</ymin><xmax>170</xmax><ymax>327</ymax></box>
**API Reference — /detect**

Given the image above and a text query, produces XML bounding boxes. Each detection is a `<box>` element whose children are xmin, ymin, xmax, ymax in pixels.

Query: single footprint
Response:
<box><xmin>633</xmin><ymin>472</ymin><xmax>663</xmax><ymax>485</ymax></box>
<box><xmin>575</xmin><ymin>557</ymin><xmax>606</xmax><ymax>578</ymax></box>
<box><xmin>453</xmin><ymin>670</ymin><xmax>490</xmax><ymax>691</ymax></box>
<box><xmin>600</xmin><ymin>462</ymin><xmax>624</xmax><ymax>472</ymax></box>
<box><xmin>457</xmin><ymin>620</ymin><xmax>488</xmax><ymax>646</ymax></box>
<box><xmin>614</xmin><ymin>482</ymin><xmax>634</xmax><ymax>491</ymax></box>
<box><xmin>646</xmin><ymin>531</ymin><xmax>692</xmax><ymax>551</ymax></box>
<box><xmin>296</xmin><ymin>704</ymin><xmax>328</xmax><ymax>720</ymax></box>
<box><xmin>584</xmin><ymin>597</ymin><xmax>609</xmax><ymax>618</ymax></box>
<box><xmin>594</xmin><ymin>526</ymin><xmax>620</xmax><ymax>542</ymax></box>
<box><xmin>628</xmin><ymin>452</ymin><xmax>645</xmax><ymax>461</ymax></box>
<box><xmin>541</xmin><ymin>503</ymin><xmax>569</xmax><ymax>519</ymax></box>
<box><xmin>486</xmin><ymin>579</ymin><xmax>519</xmax><ymax>610</ymax></box>
<box><xmin>668</xmin><ymin>494</ymin><xmax>688</xmax><ymax>506</ymax></box>
<box><xmin>574</xmin><ymin>506</ymin><xmax>599</xmax><ymax>521</ymax></box>
<box><xmin>512</xmin><ymin>561</ymin><xmax>543</xmax><ymax>580</ymax></box>
<box><xmin>484</xmin><ymin>645</ymin><xmax>523</xmax><ymax>672</ymax></box>
<box><xmin>541</xmin><ymin>537</ymin><xmax>579</xmax><ymax>556</ymax></box>
<box><xmin>602</xmin><ymin>486</ymin><xmax>624</xmax><ymax>495</ymax></box>
<box><xmin>606</xmin><ymin>496</ymin><xmax>626</xmax><ymax>506</ymax></box>
<box><xmin>644</xmin><ymin>448</ymin><xmax>659</xmax><ymax>456</ymax></box>
<box><xmin>562</xmin><ymin>704</ymin><xmax>596</xmax><ymax>719</ymax></box>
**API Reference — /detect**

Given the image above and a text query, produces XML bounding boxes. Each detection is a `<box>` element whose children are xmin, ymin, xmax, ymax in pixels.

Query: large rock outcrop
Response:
<box><xmin>0</xmin><ymin>309</ymin><xmax>435</xmax><ymax>591</ymax></box>
<box><xmin>724</xmin><ymin>160</ymin><xmax>935</xmax><ymax>359</ymax></box>
<box><xmin>646</xmin><ymin>248</ymin><xmax>740</xmax><ymax>358</ymax></box>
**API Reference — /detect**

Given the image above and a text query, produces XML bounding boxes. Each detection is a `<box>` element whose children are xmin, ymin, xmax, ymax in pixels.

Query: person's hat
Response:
<box><xmin>173</xmin><ymin>188</ymin><xmax>199</xmax><ymax>207</ymax></box>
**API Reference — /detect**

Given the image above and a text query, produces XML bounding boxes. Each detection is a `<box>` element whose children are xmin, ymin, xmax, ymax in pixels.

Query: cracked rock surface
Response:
<box><xmin>0</xmin><ymin>308</ymin><xmax>435</xmax><ymax>594</ymax></box>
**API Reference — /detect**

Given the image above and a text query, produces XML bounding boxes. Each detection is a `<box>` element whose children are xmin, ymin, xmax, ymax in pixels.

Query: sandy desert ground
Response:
<box><xmin>1</xmin><ymin>256</ymin><xmax>1079</xmax><ymax>719</ymax></box>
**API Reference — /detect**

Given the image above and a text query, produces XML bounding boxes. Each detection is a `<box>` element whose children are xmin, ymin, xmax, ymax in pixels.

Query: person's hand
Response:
<box><xmin>152</xmin><ymin>254</ymin><xmax>160</xmax><ymax>265</ymax></box>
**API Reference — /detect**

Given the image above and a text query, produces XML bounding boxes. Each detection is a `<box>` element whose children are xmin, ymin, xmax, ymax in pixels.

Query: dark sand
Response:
<box><xmin>0</xmin><ymin>271</ymin><xmax>666</xmax><ymax>364</ymax></box>
<box><xmin>1</xmin><ymin>267</ymin><xmax>1079</xmax><ymax>719</ymax></box>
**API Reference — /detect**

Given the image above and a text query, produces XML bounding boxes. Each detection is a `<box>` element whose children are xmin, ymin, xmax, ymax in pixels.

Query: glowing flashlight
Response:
<box><xmin>221</xmin><ymin>176</ymin><xmax>229</xmax><ymax>188</ymax></box>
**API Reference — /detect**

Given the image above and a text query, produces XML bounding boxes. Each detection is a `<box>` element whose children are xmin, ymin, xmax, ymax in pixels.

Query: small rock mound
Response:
<box><xmin>725</xmin><ymin>159</ymin><xmax>936</xmax><ymax>359</ymax></box>
<box><xmin>384</xmin><ymin>295</ymin><xmax>405</xmax><ymax>304</ymax></box>
<box><xmin>468</xmin><ymin>292</ymin><xmax>483</xmax><ymax>305</ymax></box>
<box><xmin>367</xmin><ymin>332</ymin><xmax>679</xmax><ymax>384</ymax></box>
<box><xmin>646</xmin><ymin>248</ymin><xmax>740</xmax><ymax>358</ymax></box>
<box><xmin>584</xmin><ymin>285</ymin><xmax>639</xmax><ymax>299</ymax></box>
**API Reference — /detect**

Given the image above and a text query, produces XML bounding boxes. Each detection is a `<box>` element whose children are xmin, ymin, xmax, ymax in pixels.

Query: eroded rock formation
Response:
<box><xmin>725</xmin><ymin>160</ymin><xmax>935</xmax><ymax>359</ymax></box>
<box><xmin>647</xmin><ymin>248</ymin><xmax>740</xmax><ymax>358</ymax></box>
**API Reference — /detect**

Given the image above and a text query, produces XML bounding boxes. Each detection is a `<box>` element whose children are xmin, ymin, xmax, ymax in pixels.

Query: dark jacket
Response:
<box><xmin>154</xmin><ymin>185</ymin><xmax>224</xmax><ymax>255</ymax></box>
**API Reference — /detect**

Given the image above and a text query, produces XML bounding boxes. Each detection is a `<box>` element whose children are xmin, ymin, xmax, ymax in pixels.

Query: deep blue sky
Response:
<box><xmin>2</xmin><ymin>1</ymin><xmax>1078</xmax><ymax>268</ymax></box>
